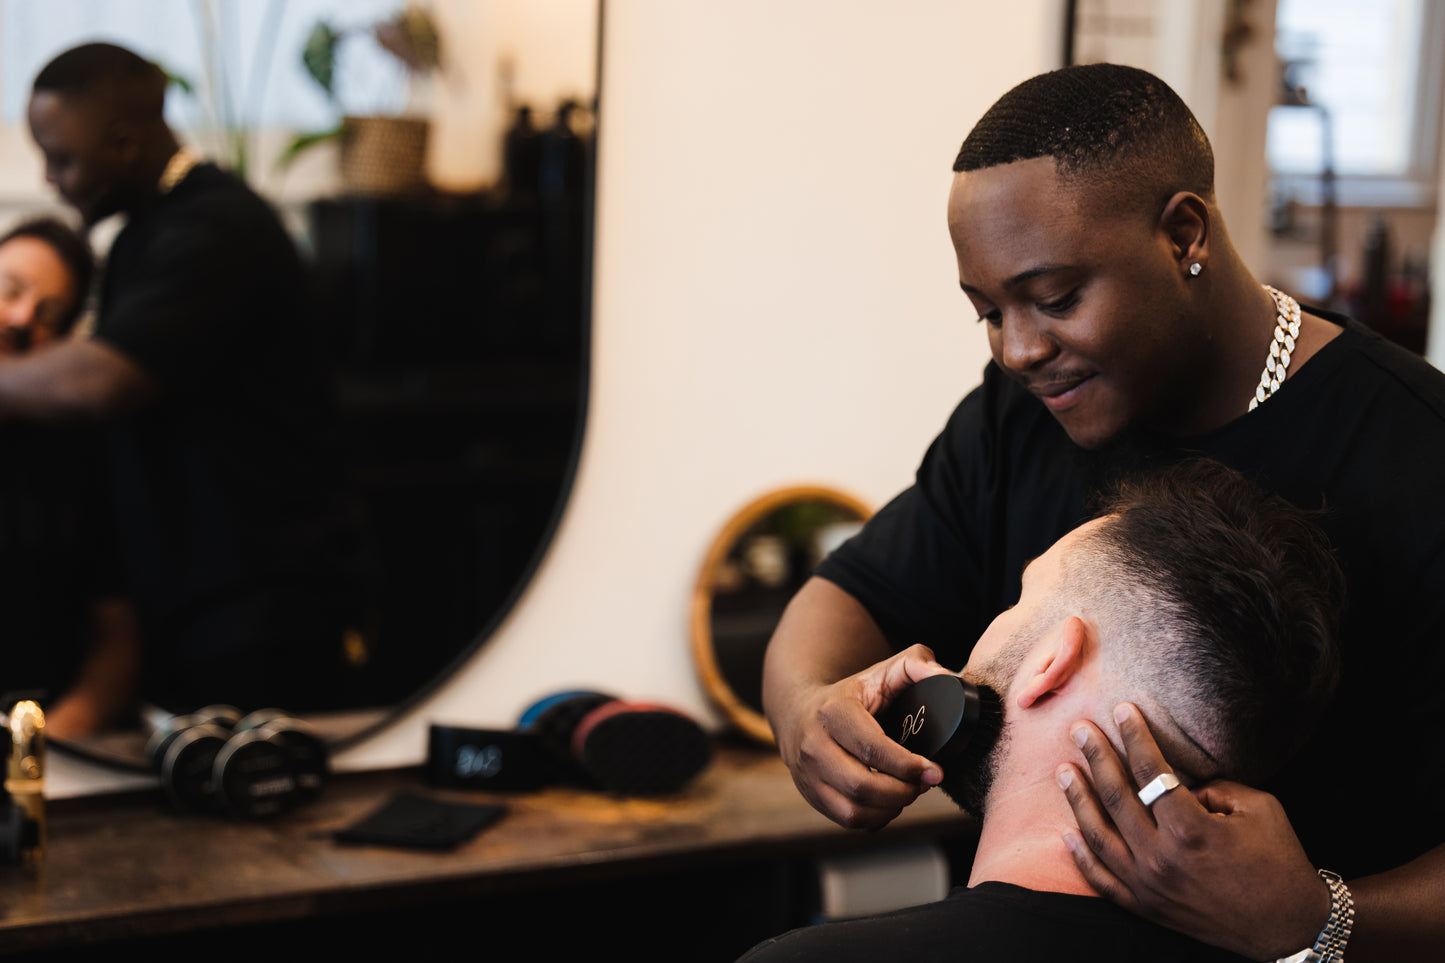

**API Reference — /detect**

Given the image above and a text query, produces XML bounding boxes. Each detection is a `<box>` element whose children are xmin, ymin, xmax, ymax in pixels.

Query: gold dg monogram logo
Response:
<box><xmin>898</xmin><ymin>704</ymin><xmax>926</xmax><ymax>745</ymax></box>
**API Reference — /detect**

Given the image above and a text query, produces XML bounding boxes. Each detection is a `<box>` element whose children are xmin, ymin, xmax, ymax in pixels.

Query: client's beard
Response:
<box><xmin>938</xmin><ymin>697</ymin><xmax>1008</xmax><ymax>818</ymax></box>
<box><xmin>939</xmin><ymin>646</ymin><xmax>1025</xmax><ymax>818</ymax></box>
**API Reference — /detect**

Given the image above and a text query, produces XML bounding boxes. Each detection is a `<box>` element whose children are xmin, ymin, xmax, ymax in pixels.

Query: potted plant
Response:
<box><xmin>279</xmin><ymin>4</ymin><xmax>443</xmax><ymax>194</ymax></box>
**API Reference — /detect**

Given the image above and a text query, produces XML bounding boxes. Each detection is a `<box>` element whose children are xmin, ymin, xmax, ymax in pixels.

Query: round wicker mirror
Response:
<box><xmin>691</xmin><ymin>486</ymin><xmax>871</xmax><ymax>744</ymax></box>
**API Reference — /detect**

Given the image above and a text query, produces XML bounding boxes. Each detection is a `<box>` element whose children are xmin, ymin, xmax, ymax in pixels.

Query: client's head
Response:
<box><xmin>0</xmin><ymin>216</ymin><xmax>93</xmax><ymax>354</ymax></box>
<box><xmin>945</xmin><ymin>457</ymin><xmax>1343</xmax><ymax>816</ymax></box>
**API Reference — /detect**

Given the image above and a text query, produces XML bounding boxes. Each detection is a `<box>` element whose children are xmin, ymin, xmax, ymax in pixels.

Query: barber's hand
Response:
<box><xmin>1057</xmin><ymin>703</ymin><xmax>1330</xmax><ymax>961</ymax></box>
<box><xmin>776</xmin><ymin>645</ymin><xmax>951</xmax><ymax>831</ymax></box>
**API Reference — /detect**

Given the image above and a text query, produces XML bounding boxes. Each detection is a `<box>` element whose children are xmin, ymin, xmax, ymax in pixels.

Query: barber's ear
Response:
<box><xmin>1014</xmin><ymin>616</ymin><xmax>1089</xmax><ymax>709</ymax></box>
<box><xmin>1159</xmin><ymin>191</ymin><xmax>1210</xmax><ymax>270</ymax></box>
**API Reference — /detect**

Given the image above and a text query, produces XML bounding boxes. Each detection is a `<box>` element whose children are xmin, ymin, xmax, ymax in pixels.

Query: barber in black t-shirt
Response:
<box><xmin>763</xmin><ymin>64</ymin><xmax>1445</xmax><ymax>961</ymax></box>
<box><xmin>10</xmin><ymin>42</ymin><xmax>366</xmax><ymax>716</ymax></box>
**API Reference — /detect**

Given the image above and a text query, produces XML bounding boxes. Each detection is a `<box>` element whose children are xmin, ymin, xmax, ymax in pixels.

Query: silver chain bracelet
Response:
<box><xmin>1275</xmin><ymin>869</ymin><xmax>1353</xmax><ymax>963</ymax></box>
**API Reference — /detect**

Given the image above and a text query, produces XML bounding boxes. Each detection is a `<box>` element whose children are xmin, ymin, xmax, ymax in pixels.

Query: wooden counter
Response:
<box><xmin>0</xmin><ymin>741</ymin><xmax>977</xmax><ymax>961</ymax></box>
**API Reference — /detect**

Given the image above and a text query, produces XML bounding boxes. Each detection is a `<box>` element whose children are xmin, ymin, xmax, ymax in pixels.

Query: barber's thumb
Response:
<box><xmin>1193</xmin><ymin>779</ymin><xmax>1256</xmax><ymax>815</ymax></box>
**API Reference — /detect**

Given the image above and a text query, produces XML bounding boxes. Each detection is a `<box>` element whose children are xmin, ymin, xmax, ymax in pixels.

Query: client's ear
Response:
<box><xmin>1014</xmin><ymin>616</ymin><xmax>1089</xmax><ymax>709</ymax></box>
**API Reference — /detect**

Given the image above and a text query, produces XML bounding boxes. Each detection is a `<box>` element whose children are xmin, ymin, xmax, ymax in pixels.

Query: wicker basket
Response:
<box><xmin>339</xmin><ymin>116</ymin><xmax>429</xmax><ymax>195</ymax></box>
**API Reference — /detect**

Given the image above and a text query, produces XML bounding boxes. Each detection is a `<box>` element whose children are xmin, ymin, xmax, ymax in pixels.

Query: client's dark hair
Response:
<box><xmin>953</xmin><ymin>63</ymin><xmax>1214</xmax><ymax>216</ymax></box>
<box><xmin>1086</xmin><ymin>458</ymin><xmax>1344</xmax><ymax>785</ymax></box>
<box><xmin>0</xmin><ymin>217</ymin><xmax>94</xmax><ymax>333</ymax></box>
<box><xmin>32</xmin><ymin>42</ymin><xmax>168</xmax><ymax>122</ymax></box>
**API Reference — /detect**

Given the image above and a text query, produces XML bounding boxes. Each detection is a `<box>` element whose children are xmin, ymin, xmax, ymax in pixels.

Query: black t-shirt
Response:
<box><xmin>816</xmin><ymin>311</ymin><xmax>1445</xmax><ymax>880</ymax></box>
<box><xmin>94</xmin><ymin>163</ymin><xmax>364</xmax><ymax>713</ymax></box>
<box><xmin>0</xmin><ymin>421</ymin><xmax>121</xmax><ymax>705</ymax></box>
<box><xmin>737</xmin><ymin>882</ymin><xmax>1250</xmax><ymax>962</ymax></box>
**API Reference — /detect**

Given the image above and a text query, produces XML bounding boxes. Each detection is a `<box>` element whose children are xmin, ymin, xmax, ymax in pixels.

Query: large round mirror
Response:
<box><xmin>691</xmin><ymin>486</ymin><xmax>871</xmax><ymax>744</ymax></box>
<box><xmin>33</xmin><ymin>0</ymin><xmax>600</xmax><ymax>773</ymax></box>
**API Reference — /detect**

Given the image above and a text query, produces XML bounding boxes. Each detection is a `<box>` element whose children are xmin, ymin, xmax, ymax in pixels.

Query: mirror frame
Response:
<box><xmin>690</xmin><ymin>485</ymin><xmax>872</xmax><ymax>745</ymax></box>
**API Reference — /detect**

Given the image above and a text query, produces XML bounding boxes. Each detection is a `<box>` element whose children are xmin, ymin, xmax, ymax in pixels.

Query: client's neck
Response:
<box><xmin>965</xmin><ymin>745</ymin><xmax>1097</xmax><ymax>896</ymax></box>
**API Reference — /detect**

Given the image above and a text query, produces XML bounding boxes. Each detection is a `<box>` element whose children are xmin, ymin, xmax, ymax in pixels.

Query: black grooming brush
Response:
<box><xmin>876</xmin><ymin>675</ymin><xmax>1004</xmax><ymax>772</ymax></box>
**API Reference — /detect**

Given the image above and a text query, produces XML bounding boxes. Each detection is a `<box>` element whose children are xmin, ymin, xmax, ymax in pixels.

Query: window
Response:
<box><xmin>1267</xmin><ymin>0</ymin><xmax>1444</xmax><ymax>207</ymax></box>
<box><xmin>1</xmin><ymin>0</ymin><xmax>409</xmax><ymax>173</ymax></box>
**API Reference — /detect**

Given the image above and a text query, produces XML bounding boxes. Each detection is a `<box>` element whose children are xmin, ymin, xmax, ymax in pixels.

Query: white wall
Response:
<box><xmin>48</xmin><ymin>1</ymin><xmax>1063</xmax><ymax>794</ymax></box>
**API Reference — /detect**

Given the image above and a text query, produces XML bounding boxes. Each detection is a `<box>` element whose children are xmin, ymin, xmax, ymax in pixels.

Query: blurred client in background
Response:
<box><xmin>0</xmin><ymin>216</ymin><xmax>141</xmax><ymax>739</ymax></box>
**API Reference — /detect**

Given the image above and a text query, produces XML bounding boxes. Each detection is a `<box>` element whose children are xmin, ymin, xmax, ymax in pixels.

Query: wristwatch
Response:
<box><xmin>1276</xmin><ymin>869</ymin><xmax>1353</xmax><ymax>963</ymax></box>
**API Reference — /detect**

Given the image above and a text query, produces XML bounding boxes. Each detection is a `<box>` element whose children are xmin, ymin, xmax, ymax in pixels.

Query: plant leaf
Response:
<box><xmin>274</xmin><ymin>123</ymin><xmax>344</xmax><ymax>171</ymax></box>
<box><xmin>165</xmin><ymin>69</ymin><xmax>195</xmax><ymax>96</ymax></box>
<box><xmin>302</xmin><ymin>21</ymin><xmax>342</xmax><ymax>98</ymax></box>
<box><xmin>374</xmin><ymin>7</ymin><xmax>440</xmax><ymax>74</ymax></box>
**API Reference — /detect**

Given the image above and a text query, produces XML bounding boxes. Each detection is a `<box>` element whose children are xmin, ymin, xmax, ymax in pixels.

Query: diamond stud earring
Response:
<box><xmin>1189</xmin><ymin>262</ymin><xmax>1202</xmax><ymax>277</ymax></box>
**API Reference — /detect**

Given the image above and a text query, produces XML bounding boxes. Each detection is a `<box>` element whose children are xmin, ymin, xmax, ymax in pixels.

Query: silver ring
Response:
<box><xmin>1136</xmin><ymin>772</ymin><xmax>1181</xmax><ymax>807</ymax></box>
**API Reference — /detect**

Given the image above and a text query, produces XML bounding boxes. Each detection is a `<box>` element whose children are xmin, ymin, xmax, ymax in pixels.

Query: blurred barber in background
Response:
<box><xmin>4</xmin><ymin>41</ymin><xmax>371</xmax><ymax>717</ymax></box>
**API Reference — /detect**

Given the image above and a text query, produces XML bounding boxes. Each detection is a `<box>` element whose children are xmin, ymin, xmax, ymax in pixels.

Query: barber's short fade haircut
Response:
<box><xmin>1083</xmin><ymin>457</ymin><xmax>1343</xmax><ymax>786</ymax></box>
<box><xmin>953</xmin><ymin>63</ymin><xmax>1215</xmax><ymax>214</ymax></box>
<box><xmin>0</xmin><ymin>217</ymin><xmax>94</xmax><ymax>334</ymax></box>
<box><xmin>32</xmin><ymin>42</ymin><xmax>168</xmax><ymax>123</ymax></box>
